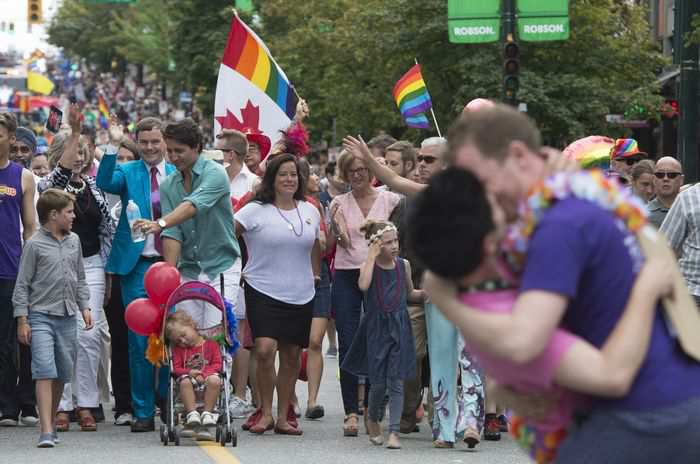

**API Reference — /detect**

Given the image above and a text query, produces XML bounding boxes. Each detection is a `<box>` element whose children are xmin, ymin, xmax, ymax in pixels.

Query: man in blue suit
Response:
<box><xmin>96</xmin><ymin>117</ymin><xmax>174</xmax><ymax>432</ymax></box>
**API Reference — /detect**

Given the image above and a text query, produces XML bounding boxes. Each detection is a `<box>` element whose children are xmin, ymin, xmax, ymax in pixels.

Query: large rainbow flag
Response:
<box><xmin>392</xmin><ymin>64</ymin><xmax>432</xmax><ymax>129</ymax></box>
<box><xmin>214</xmin><ymin>13</ymin><xmax>297</xmax><ymax>141</ymax></box>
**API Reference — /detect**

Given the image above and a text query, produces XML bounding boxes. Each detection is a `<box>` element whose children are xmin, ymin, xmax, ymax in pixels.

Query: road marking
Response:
<box><xmin>198</xmin><ymin>442</ymin><xmax>241</xmax><ymax>464</ymax></box>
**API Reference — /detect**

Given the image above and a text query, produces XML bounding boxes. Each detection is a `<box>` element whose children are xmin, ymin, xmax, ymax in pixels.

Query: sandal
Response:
<box><xmin>343</xmin><ymin>413</ymin><xmax>359</xmax><ymax>437</ymax></box>
<box><xmin>249</xmin><ymin>417</ymin><xmax>274</xmax><ymax>435</ymax></box>
<box><xmin>433</xmin><ymin>439</ymin><xmax>454</xmax><ymax>449</ymax></box>
<box><xmin>78</xmin><ymin>409</ymin><xmax>97</xmax><ymax>432</ymax></box>
<box><xmin>274</xmin><ymin>424</ymin><xmax>303</xmax><ymax>436</ymax></box>
<box><xmin>463</xmin><ymin>426</ymin><xmax>480</xmax><ymax>449</ymax></box>
<box><xmin>55</xmin><ymin>412</ymin><xmax>70</xmax><ymax>432</ymax></box>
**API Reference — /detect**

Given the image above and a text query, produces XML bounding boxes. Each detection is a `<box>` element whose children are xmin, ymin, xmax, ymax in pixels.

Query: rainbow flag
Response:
<box><xmin>405</xmin><ymin>114</ymin><xmax>430</xmax><ymax>129</ymax></box>
<box><xmin>393</xmin><ymin>64</ymin><xmax>432</xmax><ymax>118</ymax></box>
<box><xmin>97</xmin><ymin>95</ymin><xmax>109</xmax><ymax>129</ymax></box>
<box><xmin>220</xmin><ymin>15</ymin><xmax>297</xmax><ymax>120</ymax></box>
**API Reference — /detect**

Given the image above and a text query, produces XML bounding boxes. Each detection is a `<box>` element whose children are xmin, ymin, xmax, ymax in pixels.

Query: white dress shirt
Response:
<box><xmin>230</xmin><ymin>163</ymin><xmax>260</xmax><ymax>200</ymax></box>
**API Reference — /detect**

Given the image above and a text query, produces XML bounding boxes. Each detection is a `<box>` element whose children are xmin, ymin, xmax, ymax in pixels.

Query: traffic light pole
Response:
<box><xmin>502</xmin><ymin>0</ymin><xmax>518</xmax><ymax>106</ymax></box>
<box><xmin>677</xmin><ymin>0</ymin><xmax>700</xmax><ymax>183</ymax></box>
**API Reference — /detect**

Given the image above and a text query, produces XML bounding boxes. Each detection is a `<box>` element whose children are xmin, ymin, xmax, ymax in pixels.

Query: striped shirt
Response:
<box><xmin>659</xmin><ymin>185</ymin><xmax>700</xmax><ymax>296</ymax></box>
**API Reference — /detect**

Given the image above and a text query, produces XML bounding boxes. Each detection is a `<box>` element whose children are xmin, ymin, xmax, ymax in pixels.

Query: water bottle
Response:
<box><xmin>126</xmin><ymin>200</ymin><xmax>145</xmax><ymax>243</ymax></box>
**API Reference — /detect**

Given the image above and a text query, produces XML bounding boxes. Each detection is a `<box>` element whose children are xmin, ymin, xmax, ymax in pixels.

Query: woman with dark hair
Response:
<box><xmin>39</xmin><ymin>105</ymin><xmax>114</xmax><ymax>432</ymax></box>
<box><xmin>234</xmin><ymin>153</ymin><xmax>321</xmax><ymax>436</ymax></box>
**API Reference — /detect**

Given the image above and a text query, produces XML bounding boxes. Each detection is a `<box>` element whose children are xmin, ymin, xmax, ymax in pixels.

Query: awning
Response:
<box><xmin>655</xmin><ymin>68</ymin><xmax>680</xmax><ymax>85</ymax></box>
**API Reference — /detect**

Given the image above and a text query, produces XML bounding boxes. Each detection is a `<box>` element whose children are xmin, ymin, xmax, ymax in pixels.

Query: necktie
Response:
<box><xmin>150</xmin><ymin>166</ymin><xmax>163</xmax><ymax>255</ymax></box>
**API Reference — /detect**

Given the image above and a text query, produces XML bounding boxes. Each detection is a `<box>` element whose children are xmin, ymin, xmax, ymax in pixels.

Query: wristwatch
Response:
<box><xmin>157</xmin><ymin>218</ymin><xmax>167</xmax><ymax>230</ymax></box>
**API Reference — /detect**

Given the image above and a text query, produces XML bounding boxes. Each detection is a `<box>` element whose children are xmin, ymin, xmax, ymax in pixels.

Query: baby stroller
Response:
<box><xmin>159</xmin><ymin>280</ymin><xmax>238</xmax><ymax>447</ymax></box>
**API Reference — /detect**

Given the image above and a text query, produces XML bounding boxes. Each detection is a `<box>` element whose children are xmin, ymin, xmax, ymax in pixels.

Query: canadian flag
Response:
<box><xmin>214</xmin><ymin>13</ymin><xmax>297</xmax><ymax>147</ymax></box>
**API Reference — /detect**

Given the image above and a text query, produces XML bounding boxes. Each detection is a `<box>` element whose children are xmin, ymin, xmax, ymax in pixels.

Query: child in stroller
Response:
<box><xmin>165</xmin><ymin>310</ymin><xmax>223</xmax><ymax>440</ymax></box>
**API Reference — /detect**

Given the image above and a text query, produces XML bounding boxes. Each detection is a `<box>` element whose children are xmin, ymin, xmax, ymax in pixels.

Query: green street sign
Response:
<box><xmin>517</xmin><ymin>0</ymin><xmax>569</xmax><ymax>17</ymax></box>
<box><xmin>518</xmin><ymin>16</ymin><xmax>569</xmax><ymax>41</ymax></box>
<box><xmin>449</xmin><ymin>19</ymin><xmax>500</xmax><ymax>44</ymax></box>
<box><xmin>448</xmin><ymin>0</ymin><xmax>500</xmax><ymax>18</ymax></box>
<box><xmin>447</xmin><ymin>0</ymin><xmax>500</xmax><ymax>44</ymax></box>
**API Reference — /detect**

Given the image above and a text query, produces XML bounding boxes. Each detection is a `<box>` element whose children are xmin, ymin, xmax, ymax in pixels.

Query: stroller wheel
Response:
<box><xmin>231</xmin><ymin>428</ymin><xmax>238</xmax><ymax>447</ymax></box>
<box><xmin>220</xmin><ymin>425</ymin><xmax>229</xmax><ymax>447</ymax></box>
<box><xmin>168</xmin><ymin>426</ymin><xmax>176</xmax><ymax>443</ymax></box>
<box><xmin>216</xmin><ymin>424</ymin><xmax>222</xmax><ymax>442</ymax></box>
<box><xmin>160</xmin><ymin>424</ymin><xmax>168</xmax><ymax>446</ymax></box>
<box><xmin>174</xmin><ymin>427</ymin><xmax>181</xmax><ymax>446</ymax></box>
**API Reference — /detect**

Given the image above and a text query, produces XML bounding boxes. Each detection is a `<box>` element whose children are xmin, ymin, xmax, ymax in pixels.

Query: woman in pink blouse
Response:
<box><xmin>329</xmin><ymin>149</ymin><xmax>401</xmax><ymax>436</ymax></box>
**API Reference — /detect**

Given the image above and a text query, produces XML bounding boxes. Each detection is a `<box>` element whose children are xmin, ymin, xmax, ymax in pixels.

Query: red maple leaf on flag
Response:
<box><xmin>215</xmin><ymin>100</ymin><xmax>261</xmax><ymax>132</ymax></box>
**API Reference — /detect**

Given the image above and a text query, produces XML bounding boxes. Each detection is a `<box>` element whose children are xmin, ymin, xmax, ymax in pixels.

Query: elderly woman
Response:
<box><xmin>329</xmin><ymin>149</ymin><xmax>401</xmax><ymax>436</ymax></box>
<box><xmin>39</xmin><ymin>105</ymin><xmax>114</xmax><ymax>431</ymax></box>
<box><xmin>235</xmin><ymin>153</ymin><xmax>321</xmax><ymax>436</ymax></box>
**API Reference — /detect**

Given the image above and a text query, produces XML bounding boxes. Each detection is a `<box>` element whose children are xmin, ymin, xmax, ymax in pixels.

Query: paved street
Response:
<box><xmin>1</xmin><ymin>354</ymin><xmax>529</xmax><ymax>464</ymax></box>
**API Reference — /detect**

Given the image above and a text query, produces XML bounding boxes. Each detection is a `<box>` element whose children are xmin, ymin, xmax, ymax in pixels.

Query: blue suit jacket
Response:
<box><xmin>96</xmin><ymin>153</ymin><xmax>176</xmax><ymax>275</ymax></box>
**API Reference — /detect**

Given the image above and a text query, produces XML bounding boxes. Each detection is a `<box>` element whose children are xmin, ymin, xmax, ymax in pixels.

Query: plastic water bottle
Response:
<box><xmin>126</xmin><ymin>200</ymin><xmax>145</xmax><ymax>243</ymax></box>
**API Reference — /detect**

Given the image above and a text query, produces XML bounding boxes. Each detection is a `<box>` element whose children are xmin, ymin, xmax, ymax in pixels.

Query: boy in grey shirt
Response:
<box><xmin>13</xmin><ymin>188</ymin><xmax>93</xmax><ymax>448</ymax></box>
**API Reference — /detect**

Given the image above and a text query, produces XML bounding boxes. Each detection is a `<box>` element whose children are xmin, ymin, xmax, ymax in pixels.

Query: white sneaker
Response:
<box><xmin>114</xmin><ymin>412</ymin><xmax>133</xmax><ymax>426</ymax></box>
<box><xmin>185</xmin><ymin>411</ymin><xmax>201</xmax><ymax>427</ymax></box>
<box><xmin>0</xmin><ymin>417</ymin><xmax>18</xmax><ymax>427</ymax></box>
<box><xmin>20</xmin><ymin>414</ymin><xmax>39</xmax><ymax>426</ymax></box>
<box><xmin>229</xmin><ymin>396</ymin><xmax>253</xmax><ymax>419</ymax></box>
<box><xmin>201</xmin><ymin>411</ymin><xmax>216</xmax><ymax>426</ymax></box>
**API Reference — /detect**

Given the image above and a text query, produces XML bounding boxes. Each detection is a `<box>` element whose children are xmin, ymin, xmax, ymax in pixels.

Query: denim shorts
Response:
<box><xmin>313</xmin><ymin>261</ymin><xmax>331</xmax><ymax>319</ymax></box>
<box><xmin>29</xmin><ymin>312</ymin><xmax>77</xmax><ymax>383</ymax></box>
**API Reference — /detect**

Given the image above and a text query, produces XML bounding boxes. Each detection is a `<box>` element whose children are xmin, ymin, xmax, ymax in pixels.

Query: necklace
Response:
<box><xmin>66</xmin><ymin>178</ymin><xmax>86</xmax><ymax>195</ymax></box>
<box><xmin>502</xmin><ymin>169</ymin><xmax>648</xmax><ymax>270</ymax></box>
<box><xmin>374</xmin><ymin>258</ymin><xmax>403</xmax><ymax>312</ymax></box>
<box><xmin>275</xmin><ymin>202</ymin><xmax>304</xmax><ymax>237</ymax></box>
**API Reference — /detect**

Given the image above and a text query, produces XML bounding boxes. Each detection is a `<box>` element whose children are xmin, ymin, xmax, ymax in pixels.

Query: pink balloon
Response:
<box><xmin>124</xmin><ymin>298</ymin><xmax>164</xmax><ymax>336</ymax></box>
<box><xmin>144</xmin><ymin>262</ymin><xmax>181</xmax><ymax>306</ymax></box>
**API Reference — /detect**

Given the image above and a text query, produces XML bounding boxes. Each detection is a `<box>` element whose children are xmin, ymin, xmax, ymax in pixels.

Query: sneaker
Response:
<box><xmin>0</xmin><ymin>416</ymin><xmax>18</xmax><ymax>427</ymax></box>
<box><xmin>52</xmin><ymin>432</ymin><xmax>60</xmax><ymax>444</ymax></box>
<box><xmin>20</xmin><ymin>407</ymin><xmax>39</xmax><ymax>426</ymax></box>
<box><xmin>114</xmin><ymin>412</ymin><xmax>133</xmax><ymax>426</ymax></box>
<box><xmin>326</xmin><ymin>346</ymin><xmax>338</xmax><ymax>358</ymax></box>
<box><xmin>37</xmin><ymin>433</ymin><xmax>55</xmax><ymax>448</ymax></box>
<box><xmin>484</xmin><ymin>414</ymin><xmax>501</xmax><ymax>441</ymax></box>
<box><xmin>185</xmin><ymin>411</ymin><xmax>201</xmax><ymax>427</ymax></box>
<box><xmin>229</xmin><ymin>396</ymin><xmax>253</xmax><ymax>419</ymax></box>
<box><xmin>498</xmin><ymin>414</ymin><xmax>509</xmax><ymax>433</ymax></box>
<box><xmin>201</xmin><ymin>411</ymin><xmax>216</xmax><ymax>427</ymax></box>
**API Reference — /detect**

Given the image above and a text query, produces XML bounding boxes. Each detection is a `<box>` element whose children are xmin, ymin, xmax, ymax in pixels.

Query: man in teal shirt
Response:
<box><xmin>135</xmin><ymin>118</ymin><xmax>240</xmax><ymax>329</ymax></box>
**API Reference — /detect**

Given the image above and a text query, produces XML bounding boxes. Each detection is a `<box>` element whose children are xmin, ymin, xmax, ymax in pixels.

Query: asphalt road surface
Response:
<box><xmin>1</xmin><ymin>355</ymin><xmax>530</xmax><ymax>464</ymax></box>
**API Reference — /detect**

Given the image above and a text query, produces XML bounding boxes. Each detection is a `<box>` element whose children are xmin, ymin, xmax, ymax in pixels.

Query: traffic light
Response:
<box><xmin>503</xmin><ymin>38</ymin><xmax>520</xmax><ymax>105</ymax></box>
<box><xmin>28</xmin><ymin>0</ymin><xmax>43</xmax><ymax>25</ymax></box>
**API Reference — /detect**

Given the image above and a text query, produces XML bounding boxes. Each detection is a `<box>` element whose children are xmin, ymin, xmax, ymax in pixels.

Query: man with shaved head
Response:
<box><xmin>650</xmin><ymin>157</ymin><xmax>683</xmax><ymax>228</ymax></box>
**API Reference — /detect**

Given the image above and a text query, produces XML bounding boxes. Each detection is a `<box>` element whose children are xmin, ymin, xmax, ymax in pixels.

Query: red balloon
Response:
<box><xmin>144</xmin><ymin>262</ymin><xmax>181</xmax><ymax>306</ymax></box>
<box><xmin>125</xmin><ymin>298</ymin><xmax>164</xmax><ymax>336</ymax></box>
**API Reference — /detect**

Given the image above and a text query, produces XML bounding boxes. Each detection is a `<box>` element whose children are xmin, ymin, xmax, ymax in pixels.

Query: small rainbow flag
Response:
<box><xmin>97</xmin><ymin>95</ymin><xmax>109</xmax><ymax>129</ymax></box>
<box><xmin>404</xmin><ymin>114</ymin><xmax>430</xmax><ymax>129</ymax></box>
<box><xmin>221</xmin><ymin>15</ymin><xmax>297</xmax><ymax>119</ymax></box>
<box><xmin>393</xmin><ymin>64</ymin><xmax>432</xmax><ymax>119</ymax></box>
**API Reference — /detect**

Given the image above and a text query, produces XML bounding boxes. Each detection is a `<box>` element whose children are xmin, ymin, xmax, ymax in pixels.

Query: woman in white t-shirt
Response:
<box><xmin>235</xmin><ymin>154</ymin><xmax>321</xmax><ymax>436</ymax></box>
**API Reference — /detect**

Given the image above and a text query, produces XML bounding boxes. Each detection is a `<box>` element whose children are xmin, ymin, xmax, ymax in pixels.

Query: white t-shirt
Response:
<box><xmin>230</xmin><ymin>164</ymin><xmax>260</xmax><ymax>200</ymax></box>
<box><xmin>236</xmin><ymin>200</ymin><xmax>320</xmax><ymax>305</ymax></box>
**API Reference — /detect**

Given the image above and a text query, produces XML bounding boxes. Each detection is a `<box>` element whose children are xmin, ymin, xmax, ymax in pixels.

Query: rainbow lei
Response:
<box><xmin>503</xmin><ymin>169</ymin><xmax>648</xmax><ymax>270</ymax></box>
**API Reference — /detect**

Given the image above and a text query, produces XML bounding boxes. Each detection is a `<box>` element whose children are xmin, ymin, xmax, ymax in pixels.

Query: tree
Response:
<box><xmin>48</xmin><ymin>0</ymin><xmax>666</xmax><ymax>147</ymax></box>
<box><xmin>687</xmin><ymin>13</ymin><xmax>700</xmax><ymax>45</ymax></box>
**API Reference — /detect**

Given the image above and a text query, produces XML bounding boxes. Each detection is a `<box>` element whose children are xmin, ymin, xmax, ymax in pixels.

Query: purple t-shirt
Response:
<box><xmin>521</xmin><ymin>197</ymin><xmax>700</xmax><ymax>411</ymax></box>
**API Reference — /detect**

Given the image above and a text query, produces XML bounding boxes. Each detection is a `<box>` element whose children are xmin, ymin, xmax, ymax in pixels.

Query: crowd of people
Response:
<box><xmin>1</xmin><ymin>92</ymin><xmax>700</xmax><ymax>463</ymax></box>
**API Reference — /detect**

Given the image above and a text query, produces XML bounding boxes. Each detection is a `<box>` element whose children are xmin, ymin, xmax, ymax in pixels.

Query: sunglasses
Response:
<box><xmin>654</xmin><ymin>172</ymin><xmax>682</xmax><ymax>180</ymax></box>
<box><xmin>417</xmin><ymin>155</ymin><xmax>438</xmax><ymax>164</ymax></box>
<box><xmin>10</xmin><ymin>145</ymin><xmax>31</xmax><ymax>154</ymax></box>
<box><xmin>622</xmin><ymin>157</ymin><xmax>643</xmax><ymax>166</ymax></box>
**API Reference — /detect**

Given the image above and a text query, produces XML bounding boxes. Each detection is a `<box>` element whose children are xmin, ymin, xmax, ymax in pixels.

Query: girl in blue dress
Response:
<box><xmin>341</xmin><ymin>220</ymin><xmax>424</xmax><ymax>449</ymax></box>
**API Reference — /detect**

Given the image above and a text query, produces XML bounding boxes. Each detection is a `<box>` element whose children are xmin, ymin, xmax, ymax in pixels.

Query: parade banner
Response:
<box><xmin>214</xmin><ymin>13</ymin><xmax>297</xmax><ymax>144</ymax></box>
<box><xmin>448</xmin><ymin>0</ymin><xmax>500</xmax><ymax>44</ymax></box>
<box><xmin>517</xmin><ymin>0</ymin><xmax>570</xmax><ymax>42</ymax></box>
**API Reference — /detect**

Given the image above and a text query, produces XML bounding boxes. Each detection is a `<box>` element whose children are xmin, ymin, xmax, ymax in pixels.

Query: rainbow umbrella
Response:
<box><xmin>562</xmin><ymin>136</ymin><xmax>615</xmax><ymax>170</ymax></box>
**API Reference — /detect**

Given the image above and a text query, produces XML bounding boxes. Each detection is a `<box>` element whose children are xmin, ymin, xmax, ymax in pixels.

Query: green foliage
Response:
<box><xmin>48</xmin><ymin>0</ymin><xmax>666</xmax><ymax>147</ymax></box>
<box><xmin>687</xmin><ymin>13</ymin><xmax>700</xmax><ymax>46</ymax></box>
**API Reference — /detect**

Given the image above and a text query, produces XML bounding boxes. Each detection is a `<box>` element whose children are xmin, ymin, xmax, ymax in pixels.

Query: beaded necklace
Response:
<box><xmin>275</xmin><ymin>201</ymin><xmax>304</xmax><ymax>237</ymax></box>
<box><xmin>502</xmin><ymin>169</ymin><xmax>648</xmax><ymax>270</ymax></box>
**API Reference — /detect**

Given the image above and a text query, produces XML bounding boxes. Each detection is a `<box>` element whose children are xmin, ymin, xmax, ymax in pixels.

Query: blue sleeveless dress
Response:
<box><xmin>341</xmin><ymin>258</ymin><xmax>417</xmax><ymax>383</ymax></box>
